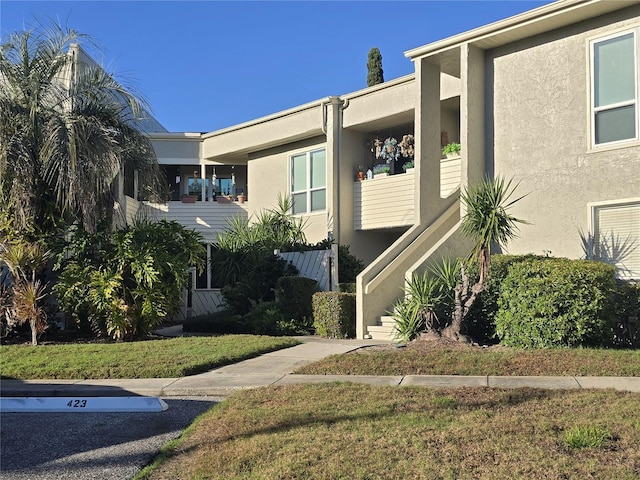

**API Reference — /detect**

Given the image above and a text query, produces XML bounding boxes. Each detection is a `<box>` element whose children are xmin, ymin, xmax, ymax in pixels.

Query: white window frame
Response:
<box><xmin>589</xmin><ymin>28</ymin><xmax>640</xmax><ymax>149</ymax></box>
<box><xmin>289</xmin><ymin>147</ymin><xmax>327</xmax><ymax>215</ymax></box>
<box><xmin>587</xmin><ymin>197</ymin><xmax>640</xmax><ymax>280</ymax></box>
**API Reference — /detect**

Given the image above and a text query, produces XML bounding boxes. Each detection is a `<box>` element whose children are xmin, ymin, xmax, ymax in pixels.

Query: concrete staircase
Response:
<box><xmin>366</xmin><ymin>315</ymin><xmax>397</xmax><ymax>341</ymax></box>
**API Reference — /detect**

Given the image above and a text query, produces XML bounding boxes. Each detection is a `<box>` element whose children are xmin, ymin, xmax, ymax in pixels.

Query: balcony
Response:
<box><xmin>352</xmin><ymin>155</ymin><xmax>461</xmax><ymax>231</ymax></box>
<box><xmin>353</xmin><ymin>171</ymin><xmax>415</xmax><ymax>230</ymax></box>
<box><xmin>140</xmin><ymin>199</ymin><xmax>250</xmax><ymax>238</ymax></box>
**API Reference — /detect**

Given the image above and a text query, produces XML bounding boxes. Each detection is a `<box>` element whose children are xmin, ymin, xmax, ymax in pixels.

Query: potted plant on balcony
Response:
<box><xmin>442</xmin><ymin>142</ymin><xmax>461</xmax><ymax>159</ymax></box>
<box><xmin>402</xmin><ymin>160</ymin><xmax>415</xmax><ymax>173</ymax></box>
<box><xmin>378</xmin><ymin>137</ymin><xmax>400</xmax><ymax>164</ymax></box>
<box><xmin>216</xmin><ymin>194</ymin><xmax>233</xmax><ymax>204</ymax></box>
<box><xmin>373</xmin><ymin>164</ymin><xmax>390</xmax><ymax>178</ymax></box>
<box><xmin>355</xmin><ymin>165</ymin><xmax>366</xmax><ymax>181</ymax></box>
<box><xmin>181</xmin><ymin>193</ymin><xmax>198</xmax><ymax>203</ymax></box>
<box><xmin>398</xmin><ymin>134</ymin><xmax>415</xmax><ymax>159</ymax></box>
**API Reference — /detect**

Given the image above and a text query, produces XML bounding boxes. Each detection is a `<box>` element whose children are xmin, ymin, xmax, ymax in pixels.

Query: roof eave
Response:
<box><xmin>405</xmin><ymin>0</ymin><xmax>639</xmax><ymax>60</ymax></box>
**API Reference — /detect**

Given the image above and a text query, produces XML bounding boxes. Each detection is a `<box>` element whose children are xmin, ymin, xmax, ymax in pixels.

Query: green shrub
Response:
<box><xmin>466</xmin><ymin>254</ymin><xmax>544</xmax><ymax>343</ymax></box>
<box><xmin>391</xmin><ymin>271</ymin><xmax>445</xmax><ymax>342</ymax></box>
<box><xmin>275</xmin><ymin>276</ymin><xmax>319</xmax><ymax>333</ymax></box>
<box><xmin>220</xmin><ymin>255</ymin><xmax>296</xmax><ymax>315</ymax></box>
<box><xmin>243</xmin><ymin>301</ymin><xmax>287</xmax><ymax>336</ymax></box>
<box><xmin>613</xmin><ymin>280</ymin><xmax>640</xmax><ymax>348</ymax></box>
<box><xmin>494</xmin><ymin>257</ymin><xmax>617</xmax><ymax>348</ymax></box>
<box><xmin>391</xmin><ymin>298</ymin><xmax>424</xmax><ymax>344</ymax></box>
<box><xmin>312</xmin><ymin>292</ymin><xmax>356</xmax><ymax>338</ymax></box>
<box><xmin>338</xmin><ymin>245</ymin><xmax>365</xmax><ymax>283</ymax></box>
<box><xmin>54</xmin><ymin>220</ymin><xmax>204</xmax><ymax>341</ymax></box>
<box><xmin>338</xmin><ymin>283</ymin><xmax>356</xmax><ymax>293</ymax></box>
<box><xmin>182</xmin><ymin>311</ymin><xmax>248</xmax><ymax>334</ymax></box>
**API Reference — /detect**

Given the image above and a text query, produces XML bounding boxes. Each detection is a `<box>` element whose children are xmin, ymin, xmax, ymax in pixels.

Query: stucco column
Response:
<box><xmin>460</xmin><ymin>43</ymin><xmax>486</xmax><ymax>214</ymax></box>
<box><xmin>415</xmin><ymin>57</ymin><xmax>443</xmax><ymax>225</ymax></box>
<box><xmin>325</xmin><ymin>96</ymin><xmax>343</xmax><ymax>290</ymax></box>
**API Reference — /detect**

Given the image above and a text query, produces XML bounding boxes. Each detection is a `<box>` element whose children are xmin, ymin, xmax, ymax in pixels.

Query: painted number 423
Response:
<box><xmin>66</xmin><ymin>399</ymin><xmax>87</xmax><ymax>408</ymax></box>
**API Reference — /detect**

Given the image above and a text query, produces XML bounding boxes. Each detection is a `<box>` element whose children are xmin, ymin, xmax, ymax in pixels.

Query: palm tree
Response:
<box><xmin>444</xmin><ymin>176</ymin><xmax>528</xmax><ymax>341</ymax></box>
<box><xmin>0</xmin><ymin>22</ymin><xmax>163</xmax><ymax>239</ymax></box>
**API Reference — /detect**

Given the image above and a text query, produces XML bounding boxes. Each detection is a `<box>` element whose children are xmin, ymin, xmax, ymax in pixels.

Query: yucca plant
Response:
<box><xmin>445</xmin><ymin>176</ymin><xmax>528</xmax><ymax>342</ymax></box>
<box><xmin>392</xmin><ymin>271</ymin><xmax>445</xmax><ymax>342</ymax></box>
<box><xmin>391</xmin><ymin>297</ymin><xmax>423</xmax><ymax>344</ymax></box>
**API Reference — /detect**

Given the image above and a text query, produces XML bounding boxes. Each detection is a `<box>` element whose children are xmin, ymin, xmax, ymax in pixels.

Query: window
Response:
<box><xmin>591</xmin><ymin>200</ymin><xmax>640</xmax><ymax>280</ymax></box>
<box><xmin>291</xmin><ymin>148</ymin><xmax>326</xmax><ymax>214</ymax></box>
<box><xmin>591</xmin><ymin>30</ymin><xmax>639</xmax><ymax>147</ymax></box>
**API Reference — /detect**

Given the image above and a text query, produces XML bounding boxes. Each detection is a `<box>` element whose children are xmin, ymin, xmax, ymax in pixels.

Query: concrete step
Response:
<box><xmin>366</xmin><ymin>325</ymin><xmax>395</xmax><ymax>341</ymax></box>
<box><xmin>379</xmin><ymin>315</ymin><xmax>396</xmax><ymax>327</ymax></box>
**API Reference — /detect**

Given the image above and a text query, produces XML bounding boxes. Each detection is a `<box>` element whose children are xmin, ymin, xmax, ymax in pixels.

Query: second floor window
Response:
<box><xmin>291</xmin><ymin>148</ymin><xmax>326</xmax><ymax>214</ymax></box>
<box><xmin>591</xmin><ymin>30</ymin><xmax>638</xmax><ymax>147</ymax></box>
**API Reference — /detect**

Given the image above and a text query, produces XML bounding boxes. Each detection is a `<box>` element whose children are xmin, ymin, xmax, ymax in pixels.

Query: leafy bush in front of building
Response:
<box><xmin>275</xmin><ymin>276</ymin><xmax>319</xmax><ymax>334</ymax></box>
<box><xmin>465</xmin><ymin>254</ymin><xmax>545</xmax><ymax>343</ymax></box>
<box><xmin>242</xmin><ymin>301</ymin><xmax>287</xmax><ymax>336</ymax></box>
<box><xmin>182</xmin><ymin>311</ymin><xmax>248</xmax><ymax>334</ymax></box>
<box><xmin>55</xmin><ymin>220</ymin><xmax>204</xmax><ymax>341</ymax></box>
<box><xmin>312</xmin><ymin>292</ymin><xmax>356</xmax><ymax>338</ymax></box>
<box><xmin>494</xmin><ymin>257</ymin><xmax>617</xmax><ymax>348</ymax></box>
<box><xmin>612</xmin><ymin>280</ymin><xmax>640</xmax><ymax>348</ymax></box>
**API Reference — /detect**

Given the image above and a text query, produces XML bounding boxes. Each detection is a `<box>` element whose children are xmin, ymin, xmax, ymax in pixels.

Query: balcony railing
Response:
<box><xmin>353</xmin><ymin>171</ymin><xmax>415</xmax><ymax>230</ymax></box>
<box><xmin>140</xmin><ymin>200</ymin><xmax>249</xmax><ymax>237</ymax></box>
<box><xmin>353</xmin><ymin>155</ymin><xmax>461</xmax><ymax>231</ymax></box>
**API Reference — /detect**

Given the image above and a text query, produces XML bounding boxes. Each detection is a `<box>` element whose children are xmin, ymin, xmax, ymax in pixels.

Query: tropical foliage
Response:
<box><xmin>0</xmin><ymin>22</ymin><xmax>163</xmax><ymax>239</ymax></box>
<box><xmin>0</xmin><ymin>241</ymin><xmax>52</xmax><ymax>344</ymax></box>
<box><xmin>391</xmin><ymin>258</ymin><xmax>461</xmax><ymax>343</ymax></box>
<box><xmin>54</xmin><ymin>220</ymin><xmax>204</xmax><ymax>340</ymax></box>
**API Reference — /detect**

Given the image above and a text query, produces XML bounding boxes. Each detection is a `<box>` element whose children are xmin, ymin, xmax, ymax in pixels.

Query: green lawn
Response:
<box><xmin>0</xmin><ymin>335</ymin><xmax>299</xmax><ymax>379</ymax></box>
<box><xmin>295</xmin><ymin>343</ymin><xmax>640</xmax><ymax>377</ymax></box>
<box><xmin>137</xmin><ymin>384</ymin><xmax>640</xmax><ymax>480</ymax></box>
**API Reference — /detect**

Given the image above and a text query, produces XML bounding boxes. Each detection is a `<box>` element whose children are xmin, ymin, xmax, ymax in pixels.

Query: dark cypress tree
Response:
<box><xmin>366</xmin><ymin>47</ymin><xmax>384</xmax><ymax>87</ymax></box>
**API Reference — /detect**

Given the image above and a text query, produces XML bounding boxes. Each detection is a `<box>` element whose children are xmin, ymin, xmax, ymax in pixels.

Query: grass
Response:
<box><xmin>564</xmin><ymin>425</ymin><xmax>612</xmax><ymax>449</ymax></box>
<box><xmin>294</xmin><ymin>344</ymin><xmax>640</xmax><ymax>376</ymax></box>
<box><xmin>0</xmin><ymin>335</ymin><xmax>299</xmax><ymax>379</ymax></box>
<box><xmin>136</xmin><ymin>383</ymin><xmax>640</xmax><ymax>479</ymax></box>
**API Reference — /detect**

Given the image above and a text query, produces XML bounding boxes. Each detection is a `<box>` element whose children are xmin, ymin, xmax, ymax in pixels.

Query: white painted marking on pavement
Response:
<box><xmin>0</xmin><ymin>397</ymin><xmax>169</xmax><ymax>412</ymax></box>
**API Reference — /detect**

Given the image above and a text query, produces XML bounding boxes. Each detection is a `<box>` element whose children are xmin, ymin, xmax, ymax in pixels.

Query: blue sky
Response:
<box><xmin>2</xmin><ymin>1</ymin><xmax>551</xmax><ymax>133</ymax></box>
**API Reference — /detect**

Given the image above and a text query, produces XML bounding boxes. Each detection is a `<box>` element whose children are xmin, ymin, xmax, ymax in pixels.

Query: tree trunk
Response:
<box><xmin>443</xmin><ymin>263</ymin><xmax>483</xmax><ymax>343</ymax></box>
<box><xmin>30</xmin><ymin>319</ymin><xmax>38</xmax><ymax>346</ymax></box>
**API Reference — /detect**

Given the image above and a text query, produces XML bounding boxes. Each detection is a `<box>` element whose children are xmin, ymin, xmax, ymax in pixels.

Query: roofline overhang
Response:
<box><xmin>201</xmin><ymin>98</ymin><xmax>329</xmax><ymax>140</ymax></box>
<box><xmin>405</xmin><ymin>0</ymin><xmax>640</xmax><ymax>60</ymax></box>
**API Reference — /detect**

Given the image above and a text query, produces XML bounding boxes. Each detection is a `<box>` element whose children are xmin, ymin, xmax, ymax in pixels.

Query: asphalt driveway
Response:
<box><xmin>0</xmin><ymin>396</ymin><xmax>220</xmax><ymax>480</ymax></box>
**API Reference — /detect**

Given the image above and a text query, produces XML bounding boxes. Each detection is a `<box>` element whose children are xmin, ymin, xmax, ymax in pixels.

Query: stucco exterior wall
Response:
<box><xmin>343</xmin><ymin>77</ymin><xmax>415</xmax><ymax>129</ymax></box>
<box><xmin>202</xmin><ymin>104</ymin><xmax>324</xmax><ymax>160</ymax></box>
<box><xmin>247</xmin><ymin>138</ymin><xmax>329</xmax><ymax>244</ymax></box>
<box><xmin>151</xmin><ymin>136</ymin><xmax>201</xmax><ymax>162</ymax></box>
<box><xmin>486</xmin><ymin>6</ymin><xmax>640</xmax><ymax>259</ymax></box>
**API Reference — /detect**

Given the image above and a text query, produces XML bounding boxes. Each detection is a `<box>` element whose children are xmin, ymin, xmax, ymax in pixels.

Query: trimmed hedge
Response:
<box><xmin>466</xmin><ymin>254</ymin><xmax>545</xmax><ymax>342</ymax></box>
<box><xmin>494</xmin><ymin>257</ymin><xmax>617</xmax><ymax>348</ymax></box>
<box><xmin>312</xmin><ymin>292</ymin><xmax>356</xmax><ymax>338</ymax></box>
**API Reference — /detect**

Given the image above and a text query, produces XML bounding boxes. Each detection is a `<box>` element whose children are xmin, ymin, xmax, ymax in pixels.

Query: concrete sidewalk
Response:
<box><xmin>2</xmin><ymin>336</ymin><xmax>639</xmax><ymax>397</ymax></box>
